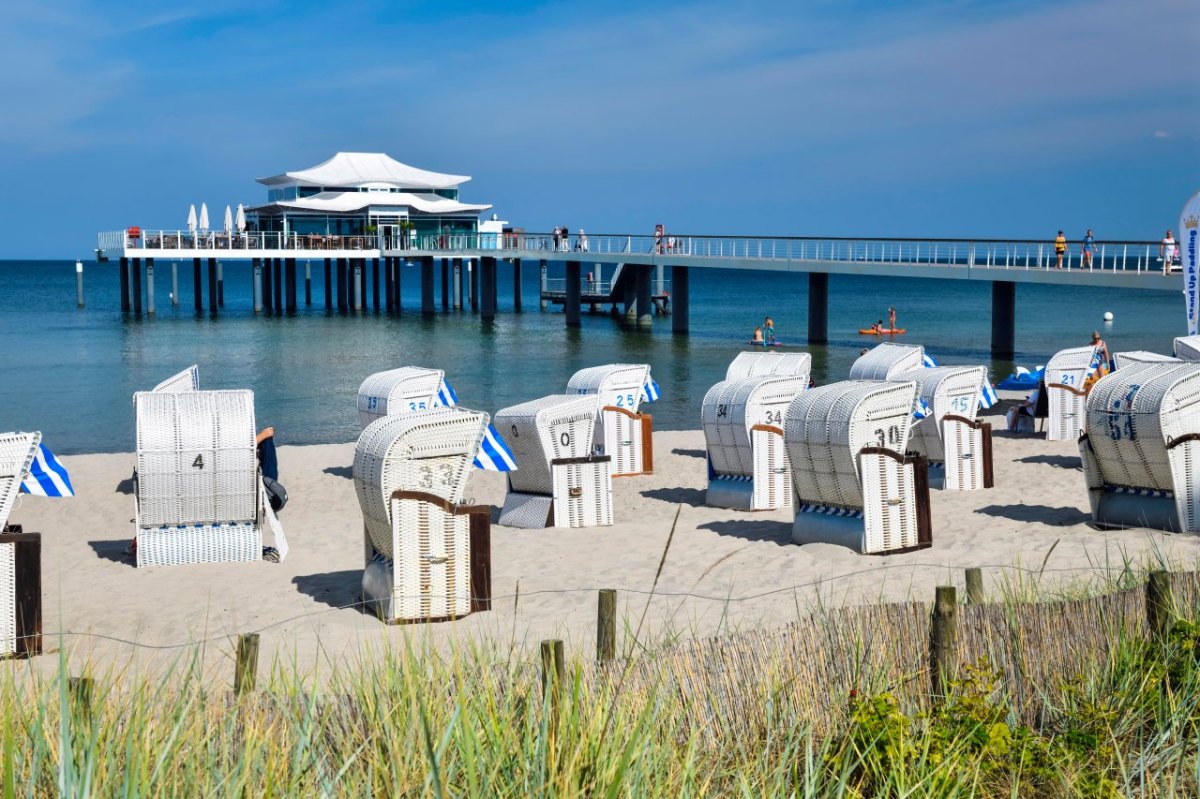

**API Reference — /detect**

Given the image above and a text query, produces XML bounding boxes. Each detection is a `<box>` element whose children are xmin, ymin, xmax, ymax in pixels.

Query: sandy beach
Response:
<box><xmin>8</xmin><ymin>398</ymin><xmax>1199</xmax><ymax>680</ymax></box>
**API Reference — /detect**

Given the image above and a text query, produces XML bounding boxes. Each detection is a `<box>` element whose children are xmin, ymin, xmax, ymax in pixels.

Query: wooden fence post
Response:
<box><xmin>234</xmin><ymin>633</ymin><xmax>260</xmax><ymax>696</ymax></box>
<box><xmin>597</xmin><ymin>590</ymin><xmax>616</xmax><ymax>663</ymax></box>
<box><xmin>930</xmin><ymin>585</ymin><xmax>958</xmax><ymax>702</ymax></box>
<box><xmin>965</xmin><ymin>568</ymin><xmax>984</xmax><ymax>604</ymax></box>
<box><xmin>1147</xmin><ymin>570</ymin><xmax>1174</xmax><ymax>646</ymax></box>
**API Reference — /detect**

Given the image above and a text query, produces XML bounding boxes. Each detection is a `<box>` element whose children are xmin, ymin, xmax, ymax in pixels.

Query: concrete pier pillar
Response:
<box><xmin>385</xmin><ymin>256</ymin><xmax>394</xmax><ymax>312</ymax></box>
<box><xmin>513</xmin><ymin>258</ymin><xmax>523</xmax><ymax>311</ymax></box>
<box><xmin>119</xmin><ymin>257</ymin><xmax>130</xmax><ymax>312</ymax></box>
<box><xmin>540</xmin><ymin>259</ymin><xmax>548</xmax><ymax>310</ymax></box>
<box><xmin>285</xmin><ymin>258</ymin><xmax>297</xmax><ymax>313</ymax></box>
<box><xmin>171</xmin><ymin>261</ymin><xmax>179</xmax><ymax>306</ymax></box>
<box><xmin>421</xmin><ymin>256</ymin><xmax>436</xmax><ymax>315</ymax></box>
<box><xmin>481</xmin><ymin>257</ymin><xmax>497</xmax><ymax>322</ymax></box>
<box><xmin>359</xmin><ymin>260</ymin><xmax>368</xmax><ymax>311</ymax></box>
<box><xmin>392</xmin><ymin>258</ymin><xmax>402</xmax><ymax>312</ymax></box>
<box><xmin>273</xmin><ymin>258</ymin><xmax>282</xmax><ymax>313</ymax></box>
<box><xmin>252</xmin><ymin>259</ymin><xmax>263</xmax><ymax>313</ymax></box>
<box><xmin>655</xmin><ymin>262</ymin><xmax>665</xmax><ymax>304</ymax></box>
<box><xmin>441</xmin><ymin>258</ymin><xmax>450</xmax><ymax>309</ymax></box>
<box><xmin>208</xmin><ymin>258</ymin><xmax>219</xmax><ymax>314</ymax></box>
<box><xmin>452</xmin><ymin>258</ymin><xmax>463</xmax><ymax>310</ymax></box>
<box><xmin>216</xmin><ymin>261</ymin><xmax>225</xmax><ymax>307</ymax></box>
<box><xmin>324</xmin><ymin>259</ymin><xmax>332</xmax><ymax>310</ymax></box>
<box><xmin>336</xmin><ymin>259</ymin><xmax>347</xmax><ymax>312</ymax></box>
<box><xmin>991</xmin><ymin>281</ymin><xmax>1016</xmax><ymax>359</ymax></box>
<box><xmin>469</xmin><ymin>259</ymin><xmax>479</xmax><ymax>312</ymax></box>
<box><xmin>262</xmin><ymin>258</ymin><xmax>274</xmax><ymax>313</ymax></box>
<box><xmin>352</xmin><ymin>260</ymin><xmax>362</xmax><ymax>311</ymax></box>
<box><xmin>372</xmin><ymin>258</ymin><xmax>380</xmax><ymax>311</ymax></box>
<box><xmin>808</xmin><ymin>272</ymin><xmax>828</xmax><ymax>344</ymax></box>
<box><xmin>671</xmin><ymin>266</ymin><xmax>689</xmax><ymax>334</ymax></box>
<box><xmin>132</xmin><ymin>258</ymin><xmax>143</xmax><ymax>314</ymax></box>
<box><xmin>635</xmin><ymin>265</ymin><xmax>652</xmax><ymax>327</ymax></box>
<box><xmin>565</xmin><ymin>261</ymin><xmax>582</xmax><ymax>327</ymax></box>
<box><xmin>305</xmin><ymin>261</ymin><xmax>312</xmax><ymax>306</ymax></box>
<box><xmin>145</xmin><ymin>259</ymin><xmax>155</xmax><ymax>315</ymax></box>
<box><xmin>193</xmin><ymin>258</ymin><xmax>203</xmax><ymax>313</ymax></box>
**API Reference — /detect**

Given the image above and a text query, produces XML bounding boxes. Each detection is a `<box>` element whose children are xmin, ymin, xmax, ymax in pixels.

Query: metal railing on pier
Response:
<box><xmin>102</xmin><ymin>230</ymin><xmax>385</xmax><ymax>253</ymax></box>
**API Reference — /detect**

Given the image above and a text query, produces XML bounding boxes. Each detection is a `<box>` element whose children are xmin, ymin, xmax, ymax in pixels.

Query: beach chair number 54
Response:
<box><xmin>873</xmin><ymin>425</ymin><xmax>902</xmax><ymax>447</ymax></box>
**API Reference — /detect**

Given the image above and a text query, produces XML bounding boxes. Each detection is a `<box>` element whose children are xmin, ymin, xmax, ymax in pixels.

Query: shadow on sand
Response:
<box><xmin>976</xmin><ymin>504</ymin><xmax>1090</xmax><ymax>526</ymax></box>
<box><xmin>1017</xmin><ymin>454</ymin><xmax>1082</xmax><ymax>469</ymax></box>
<box><xmin>697</xmin><ymin>519</ymin><xmax>793</xmax><ymax>545</ymax></box>
<box><xmin>88</xmin><ymin>540</ymin><xmax>134</xmax><ymax>567</ymax></box>
<box><xmin>641</xmin><ymin>486</ymin><xmax>707</xmax><ymax>507</ymax></box>
<box><xmin>292</xmin><ymin>570</ymin><xmax>366</xmax><ymax>612</ymax></box>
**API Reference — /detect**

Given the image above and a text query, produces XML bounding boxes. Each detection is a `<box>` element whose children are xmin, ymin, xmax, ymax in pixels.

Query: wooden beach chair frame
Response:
<box><xmin>0</xmin><ymin>432</ymin><xmax>43</xmax><ymax>658</ymax></box>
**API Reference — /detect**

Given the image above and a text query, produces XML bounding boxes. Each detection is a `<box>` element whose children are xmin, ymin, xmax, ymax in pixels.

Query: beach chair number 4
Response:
<box><xmin>873</xmin><ymin>425</ymin><xmax>902</xmax><ymax>447</ymax></box>
<box><xmin>192</xmin><ymin>454</ymin><xmax>204</xmax><ymax>469</ymax></box>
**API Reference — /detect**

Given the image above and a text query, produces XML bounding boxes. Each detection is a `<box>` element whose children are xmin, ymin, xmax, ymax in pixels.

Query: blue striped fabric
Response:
<box><xmin>641</xmin><ymin>378</ymin><xmax>661</xmax><ymax>403</ymax></box>
<box><xmin>19</xmin><ymin>444</ymin><xmax>74</xmax><ymax>498</ymax></box>
<box><xmin>473</xmin><ymin>423</ymin><xmax>517</xmax><ymax>471</ymax></box>
<box><xmin>799</xmin><ymin>503</ymin><xmax>863</xmax><ymax>519</ymax></box>
<box><xmin>435</xmin><ymin>379</ymin><xmax>459</xmax><ymax>407</ymax></box>
<box><xmin>922</xmin><ymin>353</ymin><xmax>938</xmax><ymax>368</ymax></box>
<box><xmin>1085</xmin><ymin>348</ymin><xmax>1106</xmax><ymax>378</ymax></box>
<box><xmin>1106</xmin><ymin>485</ymin><xmax>1173</xmax><ymax>498</ymax></box>
<box><xmin>978</xmin><ymin>380</ymin><xmax>999</xmax><ymax>409</ymax></box>
<box><xmin>912</xmin><ymin>397</ymin><xmax>932</xmax><ymax>420</ymax></box>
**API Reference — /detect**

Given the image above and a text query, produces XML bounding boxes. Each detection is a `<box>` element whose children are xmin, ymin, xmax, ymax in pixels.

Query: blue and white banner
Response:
<box><xmin>978</xmin><ymin>380</ymin><xmax>999</xmax><ymax>409</ymax></box>
<box><xmin>435</xmin><ymin>379</ymin><xmax>459</xmax><ymax>408</ymax></box>
<box><xmin>640</xmin><ymin>378</ymin><xmax>661</xmax><ymax>403</ymax></box>
<box><xmin>20</xmin><ymin>444</ymin><xmax>74</xmax><ymax>498</ymax></box>
<box><xmin>1181</xmin><ymin>190</ymin><xmax>1200</xmax><ymax>335</ymax></box>
<box><xmin>922</xmin><ymin>353</ymin><xmax>938</xmax><ymax>368</ymax></box>
<box><xmin>473</xmin><ymin>423</ymin><xmax>517</xmax><ymax>471</ymax></box>
<box><xmin>912</xmin><ymin>397</ymin><xmax>932</xmax><ymax>420</ymax></box>
<box><xmin>1085</xmin><ymin>348</ymin><xmax>1106</xmax><ymax>378</ymax></box>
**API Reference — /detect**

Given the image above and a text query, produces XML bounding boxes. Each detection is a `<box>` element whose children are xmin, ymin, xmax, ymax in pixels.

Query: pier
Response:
<box><xmin>96</xmin><ymin>230</ymin><xmax>1178</xmax><ymax>358</ymax></box>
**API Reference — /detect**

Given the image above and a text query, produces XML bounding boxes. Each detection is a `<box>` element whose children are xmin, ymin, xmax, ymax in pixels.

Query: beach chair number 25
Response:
<box><xmin>614</xmin><ymin>393</ymin><xmax>636</xmax><ymax>408</ymax></box>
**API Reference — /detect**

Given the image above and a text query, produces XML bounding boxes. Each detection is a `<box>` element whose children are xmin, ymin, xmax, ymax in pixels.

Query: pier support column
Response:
<box><xmin>540</xmin><ymin>260</ymin><xmax>548</xmax><ymax>310</ymax></box>
<box><xmin>262</xmin><ymin>258</ymin><xmax>274</xmax><ymax>313</ymax></box>
<box><xmin>481</xmin><ymin>257</ymin><xmax>497</xmax><ymax>322</ymax></box>
<box><xmin>655</xmin><ymin>263</ymin><xmax>665</xmax><ymax>307</ymax></box>
<box><xmin>252</xmin><ymin>259</ymin><xmax>263</xmax><ymax>313</ymax></box>
<box><xmin>635</xmin><ymin>265</ymin><xmax>652</xmax><ymax>327</ymax></box>
<box><xmin>131</xmin><ymin>258</ymin><xmax>143</xmax><ymax>315</ymax></box>
<box><xmin>421</xmin><ymin>256</ymin><xmax>436</xmax><ymax>315</ymax></box>
<box><xmin>305</xmin><ymin>261</ymin><xmax>312</xmax><ymax>306</ymax></box>
<box><xmin>565</xmin><ymin>261</ymin><xmax>582</xmax><ymax>327</ymax></box>
<box><xmin>336</xmin><ymin>259</ymin><xmax>347</xmax><ymax>312</ymax></box>
<box><xmin>371</xmin><ymin>258</ymin><xmax>380</xmax><ymax>311</ymax></box>
<box><xmin>273</xmin><ymin>259</ymin><xmax>282</xmax><ymax>313</ymax></box>
<box><xmin>359</xmin><ymin>260</ymin><xmax>368</xmax><ymax>311</ymax></box>
<box><xmin>119</xmin><ymin>257</ymin><xmax>130</xmax><ymax>312</ymax></box>
<box><xmin>808</xmin><ymin>272</ymin><xmax>828</xmax><ymax>344</ymax></box>
<box><xmin>352</xmin><ymin>260</ymin><xmax>362</xmax><ymax>312</ymax></box>
<box><xmin>469</xmin><ymin>259</ymin><xmax>479</xmax><ymax>312</ymax></box>
<box><xmin>671</xmin><ymin>266</ymin><xmax>689</xmax><ymax>334</ymax></box>
<box><xmin>145</xmin><ymin>259</ymin><xmax>155</xmax><ymax>315</ymax></box>
<box><xmin>991</xmin><ymin>281</ymin><xmax>1016</xmax><ymax>360</ymax></box>
<box><xmin>513</xmin><ymin>259</ymin><xmax>523</xmax><ymax>311</ymax></box>
<box><xmin>324</xmin><ymin>259</ymin><xmax>332</xmax><ymax>310</ymax></box>
<box><xmin>393</xmin><ymin>258</ymin><xmax>402</xmax><ymax>312</ymax></box>
<box><xmin>285</xmin><ymin>258</ymin><xmax>297</xmax><ymax>313</ymax></box>
<box><xmin>385</xmin><ymin>256</ymin><xmax>394</xmax><ymax>312</ymax></box>
<box><xmin>193</xmin><ymin>258</ymin><xmax>203</xmax><ymax>313</ymax></box>
<box><xmin>452</xmin><ymin>258</ymin><xmax>463</xmax><ymax>310</ymax></box>
<box><xmin>171</xmin><ymin>262</ymin><xmax>179</xmax><ymax>306</ymax></box>
<box><xmin>441</xmin><ymin>258</ymin><xmax>450</xmax><ymax>310</ymax></box>
<box><xmin>216</xmin><ymin>261</ymin><xmax>225</xmax><ymax>307</ymax></box>
<box><xmin>208</xmin><ymin>258</ymin><xmax>219</xmax><ymax>314</ymax></box>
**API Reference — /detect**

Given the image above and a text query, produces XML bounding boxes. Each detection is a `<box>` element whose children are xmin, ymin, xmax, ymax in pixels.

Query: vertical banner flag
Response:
<box><xmin>1182</xmin><ymin>190</ymin><xmax>1200</xmax><ymax>335</ymax></box>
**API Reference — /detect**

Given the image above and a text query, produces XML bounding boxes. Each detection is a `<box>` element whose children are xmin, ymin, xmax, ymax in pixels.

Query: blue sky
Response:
<box><xmin>1</xmin><ymin>0</ymin><xmax>1196</xmax><ymax>258</ymax></box>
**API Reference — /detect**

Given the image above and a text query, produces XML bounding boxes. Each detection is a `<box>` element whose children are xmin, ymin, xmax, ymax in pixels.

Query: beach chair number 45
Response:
<box><xmin>872</xmin><ymin>425</ymin><xmax>902</xmax><ymax>447</ymax></box>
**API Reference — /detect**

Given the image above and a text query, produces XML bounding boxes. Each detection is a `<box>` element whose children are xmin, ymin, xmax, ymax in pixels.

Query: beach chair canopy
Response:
<box><xmin>1174</xmin><ymin>336</ymin><xmax>1200</xmax><ymax>361</ymax></box>
<box><xmin>566</xmin><ymin>363</ymin><xmax>651</xmax><ymax>413</ymax></box>
<box><xmin>494</xmin><ymin>394</ymin><xmax>600</xmax><ymax>495</ymax></box>
<box><xmin>702</xmin><ymin>376</ymin><xmax>809</xmax><ymax>478</ymax></box>
<box><xmin>153</xmin><ymin>365</ymin><xmax>200</xmax><ymax>393</ymax></box>
<box><xmin>849</xmin><ymin>343</ymin><xmax>925</xmax><ymax>381</ymax></box>
<box><xmin>1084</xmin><ymin>363</ymin><xmax>1200</xmax><ymax>493</ymax></box>
<box><xmin>893</xmin><ymin>365</ymin><xmax>986</xmax><ymax>461</ymax></box>
<box><xmin>1114</xmin><ymin>351</ymin><xmax>1180</xmax><ymax>370</ymax></box>
<box><xmin>354</xmin><ymin>407</ymin><xmax>489</xmax><ymax>561</ymax></box>
<box><xmin>725</xmin><ymin>352</ymin><xmax>812</xmax><ymax>382</ymax></box>
<box><xmin>785</xmin><ymin>380</ymin><xmax>917</xmax><ymax>509</ymax></box>
<box><xmin>0</xmin><ymin>432</ymin><xmax>40</xmax><ymax>530</ymax></box>
<box><xmin>357</xmin><ymin>366</ymin><xmax>446</xmax><ymax>429</ymax></box>
<box><xmin>134</xmin><ymin>390</ymin><xmax>258</xmax><ymax>528</ymax></box>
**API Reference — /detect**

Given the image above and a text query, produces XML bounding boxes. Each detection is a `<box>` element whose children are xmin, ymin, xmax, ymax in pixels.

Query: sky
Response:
<box><xmin>1</xmin><ymin>0</ymin><xmax>1197</xmax><ymax>258</ymax></box>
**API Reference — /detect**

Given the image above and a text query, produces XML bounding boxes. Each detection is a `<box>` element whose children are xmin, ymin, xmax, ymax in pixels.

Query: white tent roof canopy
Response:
<box><xmin>247</xmin><ymin>191</ymin><xmax>491</xmax><ymax>216</ymax></box>
<box><xmin>257</xmin><ymin>152</ymin><xmax>471</xmax><ymax>190</ymax></box>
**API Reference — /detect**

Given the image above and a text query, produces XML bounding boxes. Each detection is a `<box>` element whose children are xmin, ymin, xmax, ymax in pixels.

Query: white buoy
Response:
<box><xmin>1103</xmin><ymin>311</ymin><xmax>1114</xmax><ymax>321</ymax></box>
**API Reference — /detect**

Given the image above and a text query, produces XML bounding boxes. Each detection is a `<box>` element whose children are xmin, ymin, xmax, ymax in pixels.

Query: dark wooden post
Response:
<box><xmin>513</xmin><ymin>258</ymin><xmax>523</xmax><ymax>311</ymax></box>
<box><xmin>965</xmin><ymin>568</ymin><xmax>984</xmax><ymax>604</ymax></box>
<box><xmin>565</xmin><ymin>261</ymin><xmax>582</xmax><ymax>327</ymax></box>
<box><xmin>930</xmin><ymin>585</ymin><xmax>957</xmax><ymax>702</ymax></box>
<box><xmin>671</xmin><ymin>265</ymin><xmax>689</xmax><ymax>333</ymax></box>
<box><xmin>131</xmin><ymin>258</ymin><xmax>142</xmax><ymax>314</ymax></box>
<box><xmin>2</xmin><ymin>529</ymin><xmax>41</xmax><ymax>657</ymax></box>
<box><xmin>469</xmin><ymin>514</ymin><xmax>491</xmax><ymax>612</ymax></box>
<box><xmin>208</xmin><ymin>258</ymin><xmax>219</xmax><ymax>314</ymax></box>
<box><xmin>273</xmin><ymin>258</ymin><xmax>283</xmax><ymax>313</ymax></box>
<box><xmin>421</xmin><ymin>256</ymin><xmax>436</xmax><ymax>315</ymax></box>
<box><xmin>597</xmin><ymin>589</ymin><xmax>616</xmax><ymax>663</ymax></box>
<box><xmin>991</xmin><ymin>281</ymin><xmax>1017</xmax><ymax>360</ymax></box>
<box><xmin>119</xmin><ymin>257</ymin><xmax>130</xmax><ymax>311</ymax></box>
<box><xmin>234</xmin><ymin>633</ymin><xmax>260</xmax><ymax>695</ymax></box>
<box><xmin>285</xmin><ymin>257</ymin><xmax>297</xmax><ymax>313</ymax></box>
<box><xmin>193</xmin><ymin>257</ymin><xmax>203</xmax><ymax>313</ymax></box>
<box><xmin>324</xmin><ymin>258</ymin><xmax>333</xmax><ymax>310</ymax></box>
<box><xmin>1147</xmin><ymin>570</ymin><xmax>1174</xmax><ymax>646</ymax></box>
<box><xmin>480</xmin><ymin>257</ymin><xmax>496</xmax><ymax>321</ymax></box>
<box><xmin>808</xmin><ymin>272</ymin><xmax>828</xmax><ymax>344</ymax></box>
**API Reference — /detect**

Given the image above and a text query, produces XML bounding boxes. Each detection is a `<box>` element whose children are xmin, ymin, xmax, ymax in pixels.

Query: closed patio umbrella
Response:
<box><xmin>199</xmin><ymin>203</ymin><xmax>209</xmax><ymax>232</ymax></box>
<box><xmin>224</xmin><ymin>205</ymin><xmax>233</xmax><ymax>234</ymax></box>
<box><xmin>187</xmin><ymin>204</ymin><xmax>197</xmax><ymax>234</ymax></box>
<box><xmin>236</xmin><ymin>203</ymin><xmax>246</xmax><ymax>232</ymax></box>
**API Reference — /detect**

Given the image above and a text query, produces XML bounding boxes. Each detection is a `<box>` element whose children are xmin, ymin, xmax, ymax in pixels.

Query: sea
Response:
<box><xmin>0</xmin><ymin>259</ymin><xmax>1183</xmax><ymax>454</ymax></box>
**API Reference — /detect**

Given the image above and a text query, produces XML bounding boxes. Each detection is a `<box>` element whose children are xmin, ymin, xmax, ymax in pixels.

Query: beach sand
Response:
<box><xmin>8</xmin><ymin>402</ymin><xmax>1199</xmax><ymax>680</ymax></box>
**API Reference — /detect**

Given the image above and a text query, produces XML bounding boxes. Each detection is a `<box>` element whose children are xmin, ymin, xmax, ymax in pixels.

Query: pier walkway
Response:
<box><xmin>97</xmin><ymin>230</ymin><xmax>1180</xmax><ymax>358</ymax></box>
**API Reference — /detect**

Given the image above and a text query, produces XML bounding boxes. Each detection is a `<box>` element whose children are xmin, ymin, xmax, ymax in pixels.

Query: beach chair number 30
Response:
<box><xmin>872</xmin><ymin>425</ymin><xmax>902</xmax><ymax>447</ymax></box>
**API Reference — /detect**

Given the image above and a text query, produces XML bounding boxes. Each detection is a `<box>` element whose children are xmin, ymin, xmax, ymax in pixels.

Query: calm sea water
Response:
<box><xmin>0</xmin><ymin>259</ymin><xmax>1183</xmax><ymax>454</ymax></box>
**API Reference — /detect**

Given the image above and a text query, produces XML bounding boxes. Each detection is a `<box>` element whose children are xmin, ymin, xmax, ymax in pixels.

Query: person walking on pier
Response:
<box><xmin>1081</xmin><ymin>229</ymin><xmax>1096</xmax><ymax>269</ymax></box>
<box><xmin>1054</xmin><ymin>230</ymin><xmax>1067</xmax><ymax>269</ymax></box>
<box><xmin>552</xmin><ymin>226</ymin><xmax>562</xmax><ymax>252</ymax></box>
<box><xmin>578</xmin><ymin>229</ymin><xmax>589</xmax><ymax>252</ymax></box>
<box><xmin>1162</xmin><ymin>230</ymin><xmax>1179</xmax><ymax>274</ymax></box>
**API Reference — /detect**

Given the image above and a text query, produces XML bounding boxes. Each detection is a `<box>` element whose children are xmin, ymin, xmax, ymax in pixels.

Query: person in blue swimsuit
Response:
<box><xmin>1081</xmin><ymin>229</ymin><xmax>1096</xmax><ymax>269</ymax></box>
<box><xmin>763</xmin><ymin>316</ymin><xmax>777</xmax><ymax>344</ymax></box>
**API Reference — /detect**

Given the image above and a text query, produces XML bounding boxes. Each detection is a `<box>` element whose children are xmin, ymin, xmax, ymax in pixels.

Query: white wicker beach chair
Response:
<box><xmin>495</xmin><ymin>394</ymin><xmax>611</xmax><ymax>528</ymax></box>
<box><xmin>785</xmin><ymin>380</ymin><xmax>933</xmax><ymax>554</ymax></box>
<box><xmin>133</xmin><ymin>390</ymin><xmax>287</xmax><ymax>567</ymax></box>
<box><xmin>357</xmin><ymin>366</ymin><xmax>449</xmax><ymax>429</ymax></box>
<box><xmin>725</xmin><ymin>352</ymin><xmax>812</xmax><ymax>381</ymax></box>
<box><xmin>0</xmin><ymin>432</ymin><xmax>42</xmax><ymax>658</ymax></box>
<box><xmin>1079</xmin><ymin>363</ymin><xmax>1200</xmax><ymax>533</ymax></box>
<box><xmin>702</xmin><ymin>376</ymin><xmax>808</xmax><ymax>511</ymax></box>
<box><xmin>566</xmin><ymin>363</ymin><xmax>653</xmax><ymax>477</ymax></box>
<box><xmin>893</xmin><ymin>365</ymin><xmax>993</xmax><ymax>491</ymax></box>
<box><xmin>848</xmin><ymin>343</ymin><xmax>926</xmax><ymax>380</ymax></box>
<box><xmin>1174</xmin><ymin>336</ymin><xmax>1200</xmax><ymax>361</ymax></box>
<box><xmin>153</xmin><ymin>365</ymin><xmax>200</xmax><ymax>393</ymax></box>
<box><xmin>1114</xmin><ymin>351</ymin><xmax>1180</xmax><ymax>370</ymax></box>
<box><xmin>1045</xmin><ymin>346</ymin><xmax>1101</xmax><ymax>441</ymax></box>
<box><xmin>354</xmin><ymin>407</ymin><xmax>492</xmax><ymax>623</ymax></box>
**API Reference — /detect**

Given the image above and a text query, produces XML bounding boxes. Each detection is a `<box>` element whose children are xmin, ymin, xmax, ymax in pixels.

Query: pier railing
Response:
<box><xmin>101</xmin><ymin>230</ymin><xmax>385</xmax><ymax>253</ymax></box>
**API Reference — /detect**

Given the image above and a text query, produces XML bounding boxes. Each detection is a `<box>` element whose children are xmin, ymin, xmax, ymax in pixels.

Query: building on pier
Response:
<box><xmin>249</xmin><ymin>152</ymin><xmax>492</xmax><ymax>243</ymax></box>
